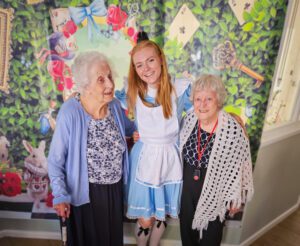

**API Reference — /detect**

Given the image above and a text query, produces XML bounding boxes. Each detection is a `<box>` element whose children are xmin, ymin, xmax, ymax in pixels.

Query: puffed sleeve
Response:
<box><xmin>174</xmin><ymin>77</ymin><xmax>193</xmax><ymax>117</ymax></box>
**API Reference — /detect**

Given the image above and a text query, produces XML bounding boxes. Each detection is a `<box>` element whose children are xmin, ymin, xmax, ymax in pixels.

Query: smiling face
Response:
<box><xmin>132</xmin><ymin>46</ymin><xmax>162</xmax><ymax>88</ymax></box>
<box><xmin>87</xmin><ymin>61</ymin><xmax>114</xmax><ymax>104</ymax></box>
<box><xmin>193</xmin><ymin>88</ymin><xmax>220</xmax><ymax>124</ymax></box>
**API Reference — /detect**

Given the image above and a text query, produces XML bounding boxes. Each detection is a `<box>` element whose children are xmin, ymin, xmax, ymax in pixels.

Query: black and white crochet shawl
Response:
<box><xmin>179</xmin><ymin>110</ymin><xmax>254</xmax><ymax>237</ymax></box>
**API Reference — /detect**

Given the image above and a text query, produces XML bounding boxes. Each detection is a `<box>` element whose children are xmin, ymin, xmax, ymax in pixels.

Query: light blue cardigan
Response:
<box><xmin>48</xmin><ymin>97</ymin><xmax>135</xmax><ymax>206</ymax></box>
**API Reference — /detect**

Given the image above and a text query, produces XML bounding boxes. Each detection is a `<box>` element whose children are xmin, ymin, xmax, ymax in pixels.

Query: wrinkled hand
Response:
<box><xmin>228</xmin><ymin>206</ymin><xmax>241</xmax><ymax>218</ymax></box>
<box><xmin>133</xmin><ymin>131</ymin><xmax>140</xmax><ymax>143</ymax></box>
<box><xmin>54</xmin><ymin>203</ymin><xmax>70</xmax><ymax>219</ymax></box>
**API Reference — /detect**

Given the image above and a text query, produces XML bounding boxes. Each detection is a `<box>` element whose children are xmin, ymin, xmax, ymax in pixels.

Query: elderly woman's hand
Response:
<box><xmin>54</xmin><ymin>203</ymin><xmax>71</xmax><ymax>219</ymax></box>
<box><xmin>228</xmin><ymin>205</ymin><xmax>242</xmax><ymax>218</ymax></box>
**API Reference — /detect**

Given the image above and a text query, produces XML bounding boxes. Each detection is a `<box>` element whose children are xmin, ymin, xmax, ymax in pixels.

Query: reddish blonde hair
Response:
<box><xmin>127</xmin><ymin>40</ymin><xmax>173</xmax><ymax>119</ymax></box>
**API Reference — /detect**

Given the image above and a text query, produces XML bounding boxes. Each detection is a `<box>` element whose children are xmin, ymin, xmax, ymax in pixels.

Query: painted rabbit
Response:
<box><xmin>23</xmin><ymin>140</ymin><xmax>49</xmax><ymax>209</ymax></box>
<box><xmin>0</xmin><ymin>136</ymin><xmax>10</xmax><ymax>164</ymax></box>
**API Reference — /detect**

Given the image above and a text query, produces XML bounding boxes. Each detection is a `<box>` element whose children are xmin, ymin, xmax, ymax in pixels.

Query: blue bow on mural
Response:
<box><xmin>69</xmin><ymin>0</ymin><xmax>107</xmax><ymax>40</ymax></box>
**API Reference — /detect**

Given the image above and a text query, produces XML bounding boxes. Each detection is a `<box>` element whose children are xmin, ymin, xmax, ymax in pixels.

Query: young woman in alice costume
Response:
<box><xmin>116</xmin><ymin>32</ymin><xmax>192</xmax><ymax>245</ymax></box>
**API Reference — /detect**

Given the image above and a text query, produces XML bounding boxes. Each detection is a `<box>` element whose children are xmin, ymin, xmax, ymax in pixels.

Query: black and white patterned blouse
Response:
<box><xmin>182</xmin><ymin>121</ymin><xmax>216</xmax><ymax>169</ymax></box>
<box><xmin>75</xmin><ymin>94</ymin><xmax>125</xmax><ymax>184</ymax></box>
<box><xmin>86</xmin><ymin>110</ymin><xmax>126</xmax><ymax>184</ymax></box>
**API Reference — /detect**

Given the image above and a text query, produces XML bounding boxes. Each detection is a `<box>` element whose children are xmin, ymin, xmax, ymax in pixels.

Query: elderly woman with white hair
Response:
<box><xmin>179</xmin><ymin>74</ymin><xmax>254</xmax><ymax>246</ymax></box>
<box><xmin>48</xmin><ymin>51</ymin><xmax>135</xmax><ymax>246</ymax></box>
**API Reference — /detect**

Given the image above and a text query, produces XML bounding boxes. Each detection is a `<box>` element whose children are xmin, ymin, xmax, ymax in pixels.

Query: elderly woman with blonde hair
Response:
<box><xmin>48</xmin><ymin>51</ymin><xmax>135</xmax><ymax>246</ymax></box>
<box><xmin>179</xmin><ymin>74</ymin><xmax>254</xmax><ymax>246</ymax></box>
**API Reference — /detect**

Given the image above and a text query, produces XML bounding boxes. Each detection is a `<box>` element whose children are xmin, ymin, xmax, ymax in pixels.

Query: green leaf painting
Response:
<box><xmin>0</xmin><ymin>0</ymin><xmax>287</xmax><ymax>169</ymax></box>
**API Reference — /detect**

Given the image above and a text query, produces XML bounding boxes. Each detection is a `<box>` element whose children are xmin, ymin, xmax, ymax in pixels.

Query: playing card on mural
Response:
<box><xmin>229</xmin><ymin>0</ymin><xmax>255</xmax><ymax>25</ymax></box>
<box><xmin>168</xmin><ymin>4</ymin><xmax>200</xmax><ymax>47</ymax></box>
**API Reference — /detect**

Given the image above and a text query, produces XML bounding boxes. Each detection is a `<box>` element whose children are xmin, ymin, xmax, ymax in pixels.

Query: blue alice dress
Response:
<box><xmin>115</xmin><ymin>78</ymin><xmax>193</xmax><ymax>220</ymax></box>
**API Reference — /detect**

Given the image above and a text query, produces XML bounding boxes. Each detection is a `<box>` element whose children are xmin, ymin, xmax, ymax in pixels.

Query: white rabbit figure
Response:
<box><xmin>0</xmin><ymin>136</ymin><xmax>10</xmax><ymax>164</ymax></box>
<box><xmin>23</xmin><ymin>140</ymin><xmax>49</xmax><ymax>209</ymax></box>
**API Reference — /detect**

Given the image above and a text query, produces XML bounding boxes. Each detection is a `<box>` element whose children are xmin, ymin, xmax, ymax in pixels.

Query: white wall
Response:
<box><xmin>239</xmin><ymin>132</ymin><xmax>300</xmax><ymax>245</ymax></box>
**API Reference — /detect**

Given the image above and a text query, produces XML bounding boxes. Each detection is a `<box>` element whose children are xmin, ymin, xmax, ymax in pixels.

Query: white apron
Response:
<box><xmin>135</xmin><ymin>94</ymin><xmax>182</xmax><ymax>187</ymax></box>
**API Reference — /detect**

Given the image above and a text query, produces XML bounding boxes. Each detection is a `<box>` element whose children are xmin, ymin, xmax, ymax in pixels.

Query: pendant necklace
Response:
<box><xmin>193</xmin><ymin>119</ymin><xmax>218</xmax><ymax>181</ymax></box>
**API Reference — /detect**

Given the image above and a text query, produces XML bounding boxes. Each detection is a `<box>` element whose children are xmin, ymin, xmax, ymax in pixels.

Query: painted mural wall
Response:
<box><xmin>0</xmin><ymin>0</ymin><xmax>286</xmax><ymax>220</ymax></box>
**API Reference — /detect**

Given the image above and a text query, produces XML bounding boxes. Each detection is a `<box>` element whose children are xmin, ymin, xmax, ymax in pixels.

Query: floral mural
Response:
<box><xmin>0</xmin><ymin>0</ymin><xmax>287</xmax><ymax>219</ymax></box>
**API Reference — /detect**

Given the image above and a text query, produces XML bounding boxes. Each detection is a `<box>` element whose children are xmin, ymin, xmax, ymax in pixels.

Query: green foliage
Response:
<box><xmin>0</xmin><ymin>0</ymin><xmax>287</xmax><ymax>166</ymax></box>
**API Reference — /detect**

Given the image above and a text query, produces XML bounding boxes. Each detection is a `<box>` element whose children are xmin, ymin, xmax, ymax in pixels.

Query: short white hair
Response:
<box><xmin>72</xmin><ymin>51</ymin><xmax>110</xmax><ymax>93</ymax></box>
<box><xmin>191</xmin><ymin>74</ymin><xmax>227</xmax><ymax>108</ymax></box>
